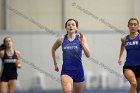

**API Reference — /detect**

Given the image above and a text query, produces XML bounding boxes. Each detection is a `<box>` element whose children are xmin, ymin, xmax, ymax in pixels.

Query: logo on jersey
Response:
<box><xmin>63</xmin><ymin>46</ymin><xmax>78</xmax><ymax>50</ymax></box>
<box><xmin>4</xmin><ymin>59</ymin><xmax>16</xmax><ymax>63</ymax></box>
<box><xmin>125</xmin><ymin>41</ymin><xmax>139</xmax><ymax>46</ymax></box>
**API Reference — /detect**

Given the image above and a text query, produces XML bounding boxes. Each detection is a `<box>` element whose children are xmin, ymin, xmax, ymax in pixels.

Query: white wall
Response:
<box><xmin>65</xmin><ymin>0</ymin><xmax>133</xmax><ymax>31</ymax></box>
<box><xmin>5</xmin><ymin>0</ymin><xmax>140</xmax><ymax>31</ymax></box>
<box><xmin>0</xmin><ymin>0</ymin><xmax>5</xmax><ymax>31</ymax></box>
<box><xmin>0</xmin><ymin>31</ymin><xmax>126</xmax><ymax>90</ymax></box>
<box><xmin>6</xmin><ymin>0</ymin><xmax>62</xmax><ymax>31</ymax></box>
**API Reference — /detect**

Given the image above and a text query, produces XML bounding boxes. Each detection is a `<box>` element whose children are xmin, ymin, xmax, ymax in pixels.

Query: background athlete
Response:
<box><xmin>0</xmin><ymin>36</ymin><xmax>22</xmax><ymax>93</ymax></box>
<box><xmin>118</xmin><ymin>18</ymin><xmax>140</xmax><ymax>93</ymax></box>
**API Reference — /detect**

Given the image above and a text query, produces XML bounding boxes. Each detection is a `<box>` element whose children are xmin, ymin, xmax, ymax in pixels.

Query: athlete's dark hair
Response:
<box><xmin>65</xmin><ymin>18</ymin><xmax>78</xmax><ymax>34</ymax></box>
<box><xmin>0</xmin><ymin>44</ymin><xmax>6</xmax><ymax>50</ymax></box>
<box><xmin>137</xmin><ymin>29</ymin><xmax>140</xmax><ymax>33</ymax></box>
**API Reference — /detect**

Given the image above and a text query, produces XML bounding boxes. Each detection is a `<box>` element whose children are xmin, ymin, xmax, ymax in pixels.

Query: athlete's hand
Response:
<box><xmin>78</xmin><ymin>32</ymin><xmax>84</xmax><ymax>43</ymax></box>
<box><xmin>15</xmin><ymin>60</ymin><xmax>22</xmax><ymax>69</ymax></box>
<box><xmin>118</xmin><ymin>58</ymin><xmax>122</xmax><ymax>65</ymax></box>
<box><xmin>54</xmin><ymin>64</ymin><xmax>59</xmax><ymax>72</ymax></box>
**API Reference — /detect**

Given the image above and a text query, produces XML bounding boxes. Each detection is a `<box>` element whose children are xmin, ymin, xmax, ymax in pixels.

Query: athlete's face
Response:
<box><xmin>66</xmin><ymin>20</ymin><xmax>78</xmax><ymax>34</ymax></box>
<box><xmin>128</xmin><ymin>20</ymin><xmax>139</xmax><ymax>33</ymax></box>
<box><xmin>4</xmin><ymin>38</ymin><xmax>13</xmax><ymax>48</ymax></box>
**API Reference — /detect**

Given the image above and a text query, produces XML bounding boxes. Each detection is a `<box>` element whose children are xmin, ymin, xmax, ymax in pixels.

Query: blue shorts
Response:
<box><xmin>61</xmin><ymin>69</ymin><xmax>85</xmax><ymax>83</ymax></box>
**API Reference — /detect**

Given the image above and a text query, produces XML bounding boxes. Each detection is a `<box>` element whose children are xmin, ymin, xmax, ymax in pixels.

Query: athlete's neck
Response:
<box><xmin>67</xmin><ymin>33</ymin><xmax>76</xmax><ymax>41</ymax></box>
<box><xmin>130</xmin><ymin>31</ymin><xmax>138</xmax><ymax>39</ymax></box>
<box><xmin>6</xmin><ymin>47</ymin><xmax>14</xmax><ymax>56</ymax></box>
<box><xmin>6</xmin><ymin>47</ymin><xmax>14</xmax><ymax>52</ymax></box>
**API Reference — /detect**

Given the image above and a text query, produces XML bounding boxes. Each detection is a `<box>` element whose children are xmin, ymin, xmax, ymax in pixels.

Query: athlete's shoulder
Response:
<box><xmin>53</xmin><ymin>35</ymin><xmax>65</xmax><ymax>47</ymax></box>
<box><xmin>57</xmin><ymin>35</ymin><xmax>65</xmax><ymax>43</ymax></box>
<box><xmin>0</xmin><ymin>50</ymin><xmax>4</xmax><ymax>58</ymax></box>
<box><xmin>15</xmin><ymin>50</ymin><xmax>21</xmax><ymax>55</ymax></box>
<box><xmin>15</xmin><ymin>50</ymin><xmax>21</xmax><ymax>58</ymax></box>
<box><xmin>121</xmin><ymin>35</ymin><xmax>127</xmax><ymax>44</ymax></box>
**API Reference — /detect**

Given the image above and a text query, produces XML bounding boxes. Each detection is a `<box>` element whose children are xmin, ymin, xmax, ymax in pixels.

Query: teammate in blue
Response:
<box><xmin>118</xmin><ymin>18</ymin><xmax>140</xmax><ymax>93</ymax></box>
<box><xmin>52</xmin><ymin>19</ymin><xmax>90</xmax><ymax>93</ymax></box>
<box><xmin>0</xmin><ymin>37</ymin><xmax>22</xmax><ymax>93</ymax></box>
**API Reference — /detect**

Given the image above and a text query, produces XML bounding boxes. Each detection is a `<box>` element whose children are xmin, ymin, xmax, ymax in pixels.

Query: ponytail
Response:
<box><xmin>137</xmin><ymin>29</ymin><xmax>140</xmax><ymax>33</ymax></box>
<box><xmin>0</xmin><ymin>44</ymin><xmax>6</xmax><ymax>50</ymax></box>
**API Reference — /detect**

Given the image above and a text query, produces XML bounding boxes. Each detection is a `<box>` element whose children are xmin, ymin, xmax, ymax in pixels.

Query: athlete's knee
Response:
<box><xmin>63</xmin><ymin>88</ymin><xmax>72</xmax><ymax>93</ymax></box>
<box><xmin>63</xmin><ymin>91</ymin><xmax>72</xmax><ymax>93</ymax></box>
<box><xmin>62</xmin><ymin>86</ymin><xmax>72</xmax><ymax>93</ymax></box>
<box><xmin>137</xmin><ymin>89</ymin><xmax>140</xmax><ymax>93</ymax></box>
<box><xmin>131</xmin><ymin>81</ymin><xmax>137</xmax><ymax>88</ymax></box>
<box><xmin>136</xmin><ymin>85</ymin><xmax>140</xmax><ymax>92</ymax></box>
<box><xmin>0</xmin><ymin>90</ymin><xmax>7</xmax><ymax>93</ymax></box>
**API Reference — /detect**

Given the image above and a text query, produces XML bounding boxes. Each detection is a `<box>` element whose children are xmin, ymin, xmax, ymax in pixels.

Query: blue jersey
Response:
<box><xmin>62</xmin><ymin>34</ymin><xmax>83</xmax><ymax>71</ymax></box>
<box><xmin>125</xmin><ymin>33</ymin><xmax>140</xmax><ymax>66</ymax></box>
<box><xmin>1</xmin><ymin>50</ymin><xmax>17</xmax><ymax>75</ymax></box>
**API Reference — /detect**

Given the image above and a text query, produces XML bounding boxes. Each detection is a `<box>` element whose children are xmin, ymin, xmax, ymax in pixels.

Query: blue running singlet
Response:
<box><xmin>61</xmin><ymin>34</ymin><xmax>84</xmax><ymax>82</ymax></box>
<box><xmin>124</xmin><ymin>33</ymin><xmax>140</xmax><ymax>66</ymax></box>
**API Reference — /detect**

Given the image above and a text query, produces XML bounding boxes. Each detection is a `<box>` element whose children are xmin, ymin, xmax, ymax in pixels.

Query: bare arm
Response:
<box><xmin>0</xmin><ymin>44</ymin><xmax>5</xmax><ymax>58</ymax></box>
<box><xmin>16</xmin><ymin>50</ymin><xmax>22</xmax><ymax>68</ymax></box>
<box><xmin>0</xmin><ymin>50</ymin><xmax>4</xmax><ymax>58</ymax></box>
<box><xmin>16</xmin><ymin>51</ymin><xmax>21</xmax><ymax>60</ymax></box>
<box><xmin>79</xmin><ymin>33</ymin><xmax>90</xmax><ymax>58</ymax></box>
<box><xmin>0</xmin><ymin>44</ymin><xmax>4</xmax><ymax>58</ymax></box>
<box><xmin>118</xmin><ymin>36</ymin><xmax>126</xmax><ymax>65</ymax></box>
<box><xmin>0</xmin><ymin>47</ymin><xmax>2</xmax><ymax>51</ymax></box>
<box><xmin>52</xmin><ymin>36</ymin><xmax>63</xmax><ymax>71</ymax></box>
